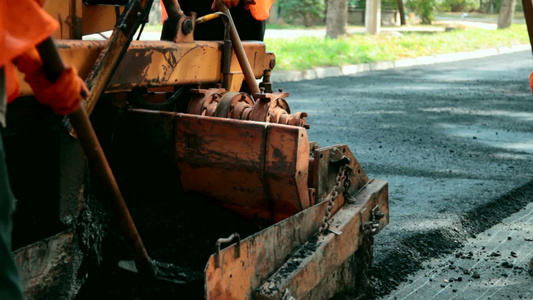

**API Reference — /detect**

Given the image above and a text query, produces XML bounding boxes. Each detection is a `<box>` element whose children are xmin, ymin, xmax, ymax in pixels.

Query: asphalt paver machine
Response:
<box><xmin>8</xmin><ymin>1</ymin><xmax>389</xmax><ymax>299</ymax></box>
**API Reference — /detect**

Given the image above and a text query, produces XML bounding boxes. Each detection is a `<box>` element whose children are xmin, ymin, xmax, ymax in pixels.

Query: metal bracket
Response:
<box><xmin>214</xmin><ymin>233</ymin><xmax>241</xmax><ymax>268</ymax></box>
<box><xmin>362</xmin><ymin>205</ymin><xmax>385</xmax><ymax>236</ymax></box>
<box><xmin>329</xmin><ymin>147</ymin><xmax>351</xmax><ymax>168</ymax></box>
<box><xmin>346</xmin><ymin>178</ymin><xmax>375</xmax><ymax>204</ymax></box>
<box><xmin>161</xmin><ymin>12</ymin><xmax>196</xmax><ymax>43</ymax></box>
<box><xmin>372</xmin><ymin>205</ymin><xmax>385</xmax><ymax>222</ymax></box>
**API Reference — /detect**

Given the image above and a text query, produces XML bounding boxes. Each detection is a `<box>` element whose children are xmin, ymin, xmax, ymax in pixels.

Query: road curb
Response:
<box><xmin>270</xmin><ymin>44</ymin><xmax>532</xmax><ymax>83</ymax></box>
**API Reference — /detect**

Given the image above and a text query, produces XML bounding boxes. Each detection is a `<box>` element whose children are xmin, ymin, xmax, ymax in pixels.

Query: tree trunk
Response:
<box><xmin>269</xmin><ymin>2</ymin><xmax>280</xmax><ymax>24</ymax></box>
<box><xmin>397</xmin><ymin>0</ymin><xmax>406</xmax><ymax>25</ymax></box>
<box><xmin>521</xmin><ymin>0</ymin><xmax>533</xmax><ymax>57</ymax></box>
<box><xmin>365</xmin><ymin>0</ymin><xmax>381</xmax><ymax>34</ymax></box>
<box><xmin>498</xmin><ymin>0</ymin><xmax>517</xmax><ymax>29</ymax></box>
<box><xmin>326</xmin><ymin>0</ymin><xmax>348</xmax><ymax>38</ymax></box>
<box><xmin>303</xmin><ymin>13</ymin><xmax>314</xmax><ymax>27</ymax></box>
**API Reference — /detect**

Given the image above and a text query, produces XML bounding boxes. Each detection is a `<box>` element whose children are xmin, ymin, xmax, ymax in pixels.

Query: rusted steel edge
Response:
<box><xmin>37</xmin><ymin>37</ymin><xmax>156</xmax><ymax>276</ymax></box>
<box><xmin>255</xmin><ymin>179</ymin><xmax>389</xmax><ymax>300</ymax></box>
<box><xmin>40</xmin><ymin>40</ymin><xmax>268</xmax><ymax>93</ymax></box>
<box><xmin>14</xmin><ymin>230</ymin><xmax>75</xmax><ymax>282</ymax></box>
<box><xmin>203</xmin><ymin>198</ymin><xmax>331</xmax><ymax>300</ymax></box>
<box><xmin>13</xmin><ymin>230</ymin><xmax>80</xmax><ymax>299</ymax></box>
<box><xmin>215</xmin><ymin>0</ymin><xmax>261</xmax><ymax>96</ymax></box>
<box><xmin>522</xmin><ymin>0</ymin><xmax>533</xmax><ymax>57</ymax></box>
<box><xmin>83</xmin><ymin>0</ymin><xmax>154</xmax><ymax>116</ymax></box>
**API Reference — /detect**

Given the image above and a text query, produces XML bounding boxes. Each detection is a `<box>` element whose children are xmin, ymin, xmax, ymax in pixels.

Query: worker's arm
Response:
<box><xmin>2</xmin><ymin>0</ymin><xmax>85</xmax><ymax>115</ymax></box>
<box><xmin>14</xmin><ymin>48</ymin><xmax>86</xmax><ymax>115</ymax></box>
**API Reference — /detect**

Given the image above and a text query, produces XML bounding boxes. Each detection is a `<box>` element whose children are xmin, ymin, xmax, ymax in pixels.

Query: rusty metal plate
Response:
<box><xmin>124</xmin><ymin>109</ymin><xmax>311</xmax><ymax>225</ymax></box>
<box><xmin>43</xmin><ymin>0</ymin><xmax>119</xmax><ymax>39</ymax></box>
<box><xmin>255</xmin><ymin>179</ymin><xmax>389</xmax><ymax>300</ymax></box>
<box><xmin>43</xmin><ymin>0</ymin><xmax>80</xmax><ymax>39</ymax></box>
<box><xmin>18</xmin><ymin>40</ymin><xmax>270</xmax><ymax>96</ymax></box>
<box><xmin>264</xmin><ymin>125</ymin><xmax>310</xmax><ymax>222</ymax></box>
<box><xmin>14</xmin><ymin>230</ymin><xmax>84</xmax><ymax>300</ymax></box>
<box><xmin>204</xmin><ymin>199</ymin><xmax>330</xmax><ymax>300</ymax></box>
<box><xmin>312</xmin><ymin>144</ymin><xmax>369</xmax><ymax>205</ymax></box>
<box><xmin>81</xmin><ymin>4</ymin><xmax>121</xmax><ymax>36</ymax></box>
<box><xmin>174</xmin><ymin>113</ymin><xmax>310</xmax><ymax>224</ymax></box>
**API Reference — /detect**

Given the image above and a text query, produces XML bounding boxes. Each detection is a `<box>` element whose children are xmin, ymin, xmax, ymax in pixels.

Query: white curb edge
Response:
<box><xmin>270</xmin><ymin>44</ymin><xmax>532</xmax><ymax>83</ymax></box>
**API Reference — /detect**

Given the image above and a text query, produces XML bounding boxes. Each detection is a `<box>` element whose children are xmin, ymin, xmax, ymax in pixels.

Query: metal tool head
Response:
<box><xmin>118</xmin><ymin>260</ymin><xmax>201</xmax><ymax>284</ymax></box>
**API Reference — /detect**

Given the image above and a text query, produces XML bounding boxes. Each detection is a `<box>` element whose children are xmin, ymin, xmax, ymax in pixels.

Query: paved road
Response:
<box><xmin>276</xmin><ymin>51</ymin><xmax>533</xmax><ymax>299</ymax></box>
<box><xmin>384</xmin><ymin>201</ymin><xmax>533</xmax><ymax>300</ymax></box>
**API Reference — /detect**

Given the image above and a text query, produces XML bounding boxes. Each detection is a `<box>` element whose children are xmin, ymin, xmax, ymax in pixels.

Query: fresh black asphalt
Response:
<box><xmin>277</xmin><ymin>51</ymin><xmax>533</xmax><ymax>299</ymax></box>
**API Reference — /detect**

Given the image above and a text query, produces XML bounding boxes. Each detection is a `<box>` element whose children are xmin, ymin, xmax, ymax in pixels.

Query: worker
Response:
<box><xmin>0</xmin><ymin>1</ymin><xmax>86</xmax><ymax>299</ymax></box>
<box><xmin>179</xmin><ymin>0</ymin><xmax>274</xmax><ymax>41</ymax></box>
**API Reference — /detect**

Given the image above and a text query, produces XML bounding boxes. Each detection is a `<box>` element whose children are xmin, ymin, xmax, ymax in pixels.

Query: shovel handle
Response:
<box><xmin>36</xmin><ymin>37</ymin><xmax>156</xmax><ymax>276</ymax></box>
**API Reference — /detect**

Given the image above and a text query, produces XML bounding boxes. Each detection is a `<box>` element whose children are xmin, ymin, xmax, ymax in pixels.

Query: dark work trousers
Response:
<box><xmin>0</xmin><ymin>69</ymin><xmax>26</xmax><ymax>300</ymax></box>
<box><xmin>179</xmin><ymin>1</ymin><xmax>266</xmax><ymax>41</ymax></box>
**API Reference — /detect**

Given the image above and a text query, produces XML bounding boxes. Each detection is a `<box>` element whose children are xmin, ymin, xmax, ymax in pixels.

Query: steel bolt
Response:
<box><xmin>182</xmin><ymin>19</ymin><xmax>193</xmax><ymax>35</ymax></box>
<box><xmin>269</xmin><ymin>58</ymin><xmax>276</xmax><ymax>69</ymax></box>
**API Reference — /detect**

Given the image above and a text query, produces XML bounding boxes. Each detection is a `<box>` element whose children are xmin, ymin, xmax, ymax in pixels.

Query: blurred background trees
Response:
<box><xmin>406</xmin><ymin>0</ymin><xmax>435</xmax><ymax>23</ymax></box>
<box><xmin>278</xmin><ymin>0</ymin><xmax>326</xmax><ymax>27</ymax></box>
<box><xmin>272</xmin><ymin>0</ymin><xmax>522</xmax><ymax>29</ymax></box>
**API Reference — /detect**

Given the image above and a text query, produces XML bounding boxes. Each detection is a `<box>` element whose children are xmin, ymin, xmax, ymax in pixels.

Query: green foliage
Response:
<box><xmin>382</xmin><ymin>0</ymin><xmax>400</xmax><ymax>10</ymax></box>
<box><xmin>477</xmin><ymin>0</ymin><xmax>502</xmax><ymax>13</ymax></box>
<box><xmin>350</xmin><ymin>0</ymin><xmax>365</xmax><ymax>9</ymax></box>
<box><xmin>437</xmin><ymin>0</ymin><xmax>478</xmax><ymax>12</ymax></box>
<box><xmin>406</xmin><ymin>0</ymin><xmax>435</xmax><ymax>24</ymax></box>
<box><xmin>265</xmin><ymin>25</ymin><xmax>529</xmax><ymax>70</ymax></box>
<box><xmin>515</xmin><ymin>0</ymin><xmax>523</xmax><ymax>12</ymax></box>
<box><xmin>350</xmin><ymin>0</ymin><xmax>399</xmax><ymax>10</ymax></box>
<box><xmin>279</xmin><ymin>0</ymin><xmax>326</xmax><ymax>27</ymax></box>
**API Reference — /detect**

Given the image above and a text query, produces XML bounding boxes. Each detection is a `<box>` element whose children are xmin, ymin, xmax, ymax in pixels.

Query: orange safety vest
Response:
<box><xmin>249</xmin><ymin>0</ymin><xmax>275</xmax><ymax>21</ymax></box>
<box><xmin>0</xmin><ymin>0</ymin><xmax>58</xmax><ymax>101</ymax></box>
<box><xmin>161</xmin><ymin>1</ymin><xmax>275</xmax><ymax>23</ymax></box>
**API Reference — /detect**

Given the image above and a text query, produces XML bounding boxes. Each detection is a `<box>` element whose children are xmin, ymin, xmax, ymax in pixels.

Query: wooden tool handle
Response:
<box><xmin>36</xmin><ymin>37</ymin><xmax>155</xmax><ymax>275</ymax></box>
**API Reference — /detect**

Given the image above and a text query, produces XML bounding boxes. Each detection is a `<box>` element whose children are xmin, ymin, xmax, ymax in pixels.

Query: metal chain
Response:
<box><xmin>318</xmin><ymin>165</ymin><xmax>348</xmax><ymax>235</ymax></box>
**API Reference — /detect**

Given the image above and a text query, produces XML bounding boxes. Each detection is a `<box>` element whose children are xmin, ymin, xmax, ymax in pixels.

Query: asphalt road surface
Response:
<box><xmin>276</xmin><ymin>51</ymin><xmax>533</xmax><ymax>299</ymax></box>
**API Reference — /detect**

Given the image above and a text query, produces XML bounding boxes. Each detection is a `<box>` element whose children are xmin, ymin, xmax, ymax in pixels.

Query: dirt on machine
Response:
<box><xmin>7</xmin><ymin>1</ymin><xmax>389</xmax><ymax>299</ymax></box>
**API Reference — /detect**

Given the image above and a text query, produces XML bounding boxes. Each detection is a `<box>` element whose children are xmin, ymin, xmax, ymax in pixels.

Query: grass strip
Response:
<box><xmin>265</xmin><ymin>25</ymin><xmax>530</xmax><ymax>71</ymax></box>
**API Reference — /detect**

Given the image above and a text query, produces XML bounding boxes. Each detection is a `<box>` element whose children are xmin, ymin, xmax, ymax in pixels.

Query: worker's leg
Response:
<box><xmin>231</xmin><ymin>4</ymin><xmax>265</xmax><ymax>41</ymax></box>
<box><xmin>0</xmin><ymin>71</ymin><xmax>25</xmax><ymax>300</ymax></box>
<box><xmin>181</xmin><ymin>1</ymin><xmax>265</xmax><ymax>41</ymax></box>
<box><xmin>0</xmin><ymin>138</ymin><xmax>25</xmax><ymax>300</ymax></box>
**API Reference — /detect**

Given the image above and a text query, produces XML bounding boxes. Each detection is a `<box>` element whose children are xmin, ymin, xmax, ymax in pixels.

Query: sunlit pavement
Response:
<box><xmin>276</xmin><ymin>51</ymin><xmax>533</xmax><ymax>299</ymax></box>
